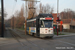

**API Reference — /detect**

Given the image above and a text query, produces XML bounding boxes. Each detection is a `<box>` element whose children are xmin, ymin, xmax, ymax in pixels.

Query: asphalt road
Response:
<box><xmin>0</xmin><ymin>28</ymin><xmax>75</xmax><ymax>50</ymax></box>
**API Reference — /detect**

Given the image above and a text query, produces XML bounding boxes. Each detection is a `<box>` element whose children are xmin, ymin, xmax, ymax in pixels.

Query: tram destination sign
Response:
<box><xmin>40</xmin><ymin>18</ymin><xmax>54</xmax><ymax>20</ymax></box>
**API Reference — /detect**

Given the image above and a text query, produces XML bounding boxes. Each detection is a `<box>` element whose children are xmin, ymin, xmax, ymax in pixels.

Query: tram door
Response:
<box><xmin>36</xmin><ymin>19</ymin><xmax>40</xmax><ymax>37</ymax></box>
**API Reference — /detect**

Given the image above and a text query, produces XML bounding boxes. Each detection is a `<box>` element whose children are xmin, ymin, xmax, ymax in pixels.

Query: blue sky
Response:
<box><xmin>0</xmin><ymin>0</ymin><xmax>75</xmax><ymax>19</ymax></box>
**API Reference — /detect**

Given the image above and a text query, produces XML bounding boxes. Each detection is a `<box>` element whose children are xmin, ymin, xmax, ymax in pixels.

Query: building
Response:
<box><xmin>52</xmin><ymin>13</ymin><xmax>71</xmax><ymax>30</ymax></box>
<box><xmin>61</xmin><ymin>19</ymin><xmax>71</xmax><ymax>29</ymax></box>
<box><xmin>70</xmin><ymin>17</ymin><xmax>75</xmax><ymax>29</ymax></box>
<box><xmin>60</xmin><ymin>12</ymin><xmax>73</xmax><ymax>29</ymax></box>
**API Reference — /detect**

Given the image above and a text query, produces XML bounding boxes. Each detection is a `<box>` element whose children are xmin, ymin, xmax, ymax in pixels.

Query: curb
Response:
<box><xmin>54</xmin><ymin>34</ymin><xmax>75</xmax><ymax>38</ymax></box>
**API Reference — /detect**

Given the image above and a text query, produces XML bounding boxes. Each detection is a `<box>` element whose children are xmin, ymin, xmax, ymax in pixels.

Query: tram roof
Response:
<box><xmin>38</xmin><ymin>13</ymin><xmax>53</xmax><ymax>17</ymax></box>
<box><xmin>27</xmin><ymin>14</ymin><xmax>53</xmax><ymax>20</ymax></box>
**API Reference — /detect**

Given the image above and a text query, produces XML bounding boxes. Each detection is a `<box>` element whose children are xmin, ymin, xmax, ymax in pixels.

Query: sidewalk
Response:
<box><xmin>0</xmin><ymin>29</ymin><xmax>12</xmax><ymax>38</ymax></box>
<box><xmin>0</xmin><ymin>29</ymin><xmax>17</xmax><ymax>47</ymax></box>
<box><xmin>54</xmin><ymin>32</ymin><xmax>75</xmax><ymax>38</ymax></box>
<box><xmin>59</xmin><ymin>32</ymin><xmax>75</xmax><ymax>34</ymax></box>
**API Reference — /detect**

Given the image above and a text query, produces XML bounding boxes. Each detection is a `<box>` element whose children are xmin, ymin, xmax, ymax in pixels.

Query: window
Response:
<box><xmin>44</xmin><ymin>20</ymin><xmax>52</xmax><ymax>28</ymax></box>
<box><xmin>27</xmin><ymin>20</ymin><xmax>36</xmax><ymax>27</ymax></box>
<box><xmin>40</xmin><ymin>20</ymin><xmax>53</xmax><ymax>28</ymax></box>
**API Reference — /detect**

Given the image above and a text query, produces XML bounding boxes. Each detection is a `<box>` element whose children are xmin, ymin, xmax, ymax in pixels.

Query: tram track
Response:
<box><xmin>9</xmin><ymin>29</ymin><xmax>25</xmax><ymax>46</ymax></box>
<box><xmin>8</xmin><ymin>28</ymin><xmax>32</xmax><ymax>50</ymax></box>
<box><xmin>9</xmin><ymin>28</ymin><xmax>75</xmax><ymax>50</ymax></box>
<box><xmin>9</xmin><ymin>28</ymin><xmax>45</xmax><ymax>50</ymax></box>
<box><xmin>12</xmin><ymin>29</ymin><xmax>56</xmax><ymax>45</ymax></box>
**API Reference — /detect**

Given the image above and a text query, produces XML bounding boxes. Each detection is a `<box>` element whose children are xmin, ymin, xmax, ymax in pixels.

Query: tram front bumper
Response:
<box><xmin>40</xmin><ymin>34</ymin><xmax>54</xmax><ymax>38</ymax></box>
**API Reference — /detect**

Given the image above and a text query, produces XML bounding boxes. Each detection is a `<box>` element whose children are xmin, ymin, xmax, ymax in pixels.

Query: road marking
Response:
<box><xmin>59</xmin><ymin>41</ymin><xmax>75</xmax><ymax>46</ymax></box>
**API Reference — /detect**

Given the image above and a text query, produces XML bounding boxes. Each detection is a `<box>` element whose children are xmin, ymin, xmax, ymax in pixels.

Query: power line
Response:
<box><xmin>11</xmin><ymin>0</ymin><xmax>17</xmax><ymax>15</ymax></box>
<box><xmin>11</xmin><ymin>0</ymin><xmax>17</xmax><ymax>29</ymax></box>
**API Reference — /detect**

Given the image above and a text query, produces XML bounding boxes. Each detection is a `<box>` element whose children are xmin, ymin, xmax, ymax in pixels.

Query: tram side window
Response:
<box><xmin>30</xmin><ymin>22</ymin><xmax>32</xmax><ymax>27</ymax></box>
<box><xmin>27</xmin><ymin>22</ymin><xmax>30</xmax><ymax>27</ymax></box>
<box><xmin>27</xmin><ymin>23</ymin><xmax>28</xmax><ymax>27</ymax></box>
<box><xmin>28</xmin><ymin>22</ymin><xmax>31</xmax><ymax>27</ymax></box>
<box><xmin>31</xmin><ymin>21</ymin><xmax>36</xmax><ymax>27</ymax></box>
<box><xmin>27</xmin><ymin>21</ymin><xmax>36</xmax><ymax>27</ymax></box>
<box><xmin>33</xmin><ymin>21</ymin><xmax>36</xmax><ymax>27</ymax></box>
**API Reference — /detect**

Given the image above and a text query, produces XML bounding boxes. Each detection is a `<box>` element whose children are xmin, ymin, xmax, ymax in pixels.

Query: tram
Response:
<box><xmin>27</xmin><ymin>14</ymin><xmax>54</xmax><ymax>38</ymax></box>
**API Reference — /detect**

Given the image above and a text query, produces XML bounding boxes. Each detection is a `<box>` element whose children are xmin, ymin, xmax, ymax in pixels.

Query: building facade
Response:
<box><xmin>70</xmin><ymin>18</ymin><xmax>75</xmax><ymax>29</ymax></box>
<box><xmin>52</xmin><ymin>13</ymin><xmax>71</xmax><ymax>31</ymax></box>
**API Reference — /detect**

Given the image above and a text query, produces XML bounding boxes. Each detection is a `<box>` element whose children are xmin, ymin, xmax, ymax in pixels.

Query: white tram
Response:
<box><xmin>27</xmin><ymin>14</ymin><xmax>54</xmax><ymax>38</ymax></box>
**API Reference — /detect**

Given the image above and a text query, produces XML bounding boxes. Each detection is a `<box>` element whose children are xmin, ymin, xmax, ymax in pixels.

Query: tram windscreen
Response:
<box><xmin>44</xmin><ymin>20</ymin><xmax>52</xmax><ymax>28</ymax></box>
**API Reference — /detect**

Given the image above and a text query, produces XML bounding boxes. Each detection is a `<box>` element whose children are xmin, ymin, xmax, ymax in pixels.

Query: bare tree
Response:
<box><xmin>60</xmin><ymin>9</ymin><xmax>75</xmax><ymax>19</ymax></box>
<box><xmin>10</xmin><ymin>4</ymin><xmax>25</xmax><ymax>28</ymax></box>
<box><xmin>39</xmin><ymin>3</ymin><xmax>54</xmax><ymax>14</ymax></box>
<box><xmin>39</xmin><ymin>3</ymin><xmax>43</xmax><ymax>13</ymax></box>
<box><xmin>27</xmin><ymin>1</ymin><xmax>36</xmax><ymax>19</ymax></box>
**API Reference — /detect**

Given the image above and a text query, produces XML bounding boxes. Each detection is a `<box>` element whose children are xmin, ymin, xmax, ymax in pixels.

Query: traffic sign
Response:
<box><xmin>60</xmin><ymin>21</ymin><xmax>63</xmax><ymax>25</ymax></box>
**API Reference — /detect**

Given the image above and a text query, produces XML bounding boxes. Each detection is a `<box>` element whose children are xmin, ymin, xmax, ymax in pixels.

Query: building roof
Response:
<box><xmin>61</xmin><ymin>19</ymin><xmax>71</xmax><ymax>24</ymax></box>
<box><xmin>70</xmin><ymin>20</ymin><xmax>75</xmax><ymax>26</ymax></box>
<box><xmin>27</xmin><ymin>13</ymin><xmax>53</xmax><ymax>20</ymax></box>
<box><xmin>52</xmin><ymin>13</ymin><xmax>72</xmax><ymax>24</ymax></box>
<box><xmin>70</xmin><ymin>18</ymin><xmax>75</xmax><ymax>26</ymax></box>
<box><xmin>38</xmin><ymin>14</ymin><xmax>53</xmax><ymax>17</ymax></box>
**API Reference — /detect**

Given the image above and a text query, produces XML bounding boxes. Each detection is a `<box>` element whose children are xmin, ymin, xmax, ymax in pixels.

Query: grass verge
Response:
<box><xmin>54</xmin><ymin>32</ymin><xmax>65</xmax><ymax>35</ymax></box>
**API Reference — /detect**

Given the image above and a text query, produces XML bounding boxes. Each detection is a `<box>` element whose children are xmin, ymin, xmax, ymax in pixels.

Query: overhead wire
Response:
<box><xmin>11</xmin><ymin>0</ymin><xmax>17</xmax><ymax>16</ymax></box>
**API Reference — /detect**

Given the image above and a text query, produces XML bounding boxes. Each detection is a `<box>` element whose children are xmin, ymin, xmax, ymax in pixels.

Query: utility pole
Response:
<box><xmin>22</xmin><ymin>0</ymin><xmax>40</xmax><ymax>35</ymax></box>
<box><xmin>1</xmin><ymin>0</ymin><xmax>4</xmax><ymax>37</ymax></box>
